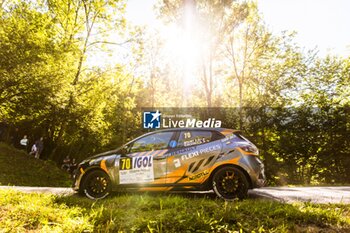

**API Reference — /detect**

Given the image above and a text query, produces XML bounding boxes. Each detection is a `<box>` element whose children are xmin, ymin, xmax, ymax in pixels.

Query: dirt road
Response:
<box><xmin>1</xmin><ymin>185</ymin><xmax>349</xmax><ymax>203</ymax></box>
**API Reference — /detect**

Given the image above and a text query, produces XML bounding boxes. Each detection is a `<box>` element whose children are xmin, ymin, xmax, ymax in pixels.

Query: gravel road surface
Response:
<box><xmin>1</xmin><ymin>186</ymin><xmax>349</xmax><ymax>204</ymax></box>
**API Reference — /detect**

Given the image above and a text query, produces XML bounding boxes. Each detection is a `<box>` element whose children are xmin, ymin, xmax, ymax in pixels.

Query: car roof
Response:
<box><xmin>85</xmin><ymin>128</ymin><xmax>239</xmax><ymax>160</ymax></box>
<box><xmin>138</xmin><ymin>127</ymin><xmax>239</xmax><ymax>138</ymax></box>
<box><xmin>148</xmin><ymin>127</ymin><xmax>230</xmax><ymax>132</ymax></box>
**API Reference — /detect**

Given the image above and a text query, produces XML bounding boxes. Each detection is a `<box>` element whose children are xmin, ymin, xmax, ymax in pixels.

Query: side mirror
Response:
<box><xmin>119</xmin><ymin>146</ymin><xmax>128</xmax><ymax>156</ymax></box>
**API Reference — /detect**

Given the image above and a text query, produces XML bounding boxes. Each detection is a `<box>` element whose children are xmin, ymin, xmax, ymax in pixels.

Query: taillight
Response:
<box><xmin>239</xmin><ymin>144</ymin><xmax>259</xmax><ymax>155</ymax></box>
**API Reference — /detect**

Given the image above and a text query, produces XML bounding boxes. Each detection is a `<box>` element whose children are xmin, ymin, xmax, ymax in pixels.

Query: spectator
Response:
<box><xmin>68</xmin><ymin>159</ymin><xmax>78</xmax><ymax>178</ymax></box>
<box><xmin>19</xmin><ymin>135</ymin><xmax>29</xmax><ymax>151</ymax></box>
<box><xmin>61</xmin><ymin>156</ymin><xmax>71</xmax><ymax>171</ymax></box>
<box><xmin>68</xmin><ymin>158</ymin><xmax>78</xmax><ymax>176</ymax></box>
<box><xmin>29</xmin><ymin>143</ymin><xmax>37</xmax><ymax>157</ymax></box>
<box><xmin>34</xmin><ymin>137</ymin><xmax>44</xmax><ymax>159</ymax></box>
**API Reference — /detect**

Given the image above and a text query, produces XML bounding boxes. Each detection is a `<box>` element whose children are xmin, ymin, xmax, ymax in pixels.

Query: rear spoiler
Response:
<box><xmin>219</xmin><ymin>129</ymin><xmax>241</xmax><ymax>136</ymax></box>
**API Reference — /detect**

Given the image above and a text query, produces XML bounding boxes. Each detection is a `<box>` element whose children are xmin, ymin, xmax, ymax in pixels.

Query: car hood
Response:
<box><xmin>81</xmin><ymin>148</ymin><xmax>121</xmax><ymax>163</ymax></box>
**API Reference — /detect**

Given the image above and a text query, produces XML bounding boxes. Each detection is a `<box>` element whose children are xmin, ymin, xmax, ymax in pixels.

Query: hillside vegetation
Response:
<box><xmin>0</xmin><ymin>190</ymin><xmax>349</xmax><ymax>232</ymax></box>
<box><xmin>0</xmin><ymin>143</ymin><xmax>71</xmax><ymax>187</ymax></box>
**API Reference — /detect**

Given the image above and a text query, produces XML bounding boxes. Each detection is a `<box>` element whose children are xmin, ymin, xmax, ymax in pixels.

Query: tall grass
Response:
<box><xmin>1</xmin><ymin>190</ymin><xmax>349</xmax><ymax>232</ymax></box>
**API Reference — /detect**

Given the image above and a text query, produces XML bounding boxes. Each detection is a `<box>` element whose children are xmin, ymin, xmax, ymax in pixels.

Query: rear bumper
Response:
<box><xmin>246</xmin><ymin>156</ymin><xmax>266</xmax><ymax>188</ymax></box>
<box><xmin>255</xmin><ymin>166</ymin><xmax>266</xmax><ymax>187</ymax></box>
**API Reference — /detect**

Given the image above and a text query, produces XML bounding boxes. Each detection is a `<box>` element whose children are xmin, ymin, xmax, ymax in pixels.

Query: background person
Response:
<box><xmin>34</xmin><ymin>137</ymin><xmax>44</xmax><ymax>159</ymax></box>
<box><xmin>68</xmin><ymin>158</ymin><xmax>77</xmax><ymax>177</ymax></box>
<box><xmin>61</xmin><ymin>156</ymin><xmax>71</xmax><ymax>171</ymax></box>
<box><xmin>29</xmin><ymin>143</ymin><xmax>37</xmax><ymax>156</ymax></box>
<box><xmin>19</xmin><ymin>135</ymin><xmax>29</xmax><ymax>151</ymax></box>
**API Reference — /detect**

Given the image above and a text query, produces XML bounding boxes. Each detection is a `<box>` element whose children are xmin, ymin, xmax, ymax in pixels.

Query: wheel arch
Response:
<box><xmin>206</xmin><ymin>164</ymin><xmax>253</xmax><ymax>189</ymax></box>
<box><xmin>79</xmin><ymin>167</ymin><xmax>111</xmax><ymax>193</ymax></box>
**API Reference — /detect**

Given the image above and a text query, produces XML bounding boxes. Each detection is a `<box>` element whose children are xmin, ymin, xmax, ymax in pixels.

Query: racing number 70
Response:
<box><xmin>120</xmin><ymin>158</ymin><xmax>132</xmax><ymax>170</ymax></box>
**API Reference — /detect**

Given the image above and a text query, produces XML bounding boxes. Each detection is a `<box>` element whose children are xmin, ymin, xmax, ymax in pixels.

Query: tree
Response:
<box><xmin>44</xmin><ymin>0</ymin><xmax>126</xmax><ymax>148</ymax></box>
<box><xmin>0</xmin><ymin>2</ymin><xmax>71</xmax><ymax>123</ymax></box>
<box><xmin>158</xmin><ymin>0</ymin><xmax>249</xmax><ymax>107</ymax></box>
<box><xmin>0</xmin><ymin>0</ymin><xmax>139</xmax><ymax>162</ymax></box>
<box><xmin>135</xmin><ymin>28</ymin><xmax>187</xmax><ymax>107</ymax></box>
<box><xmin>222</xmin><ymin>2</ymin><xmax>304</xmax><ymax>128</ymax></box>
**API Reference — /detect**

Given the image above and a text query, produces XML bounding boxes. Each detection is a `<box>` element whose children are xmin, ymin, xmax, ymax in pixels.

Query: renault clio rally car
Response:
<box><xmin>73</xmin><ymin>128</ymin><xmax>266</xmax><ymax>200</ymax></box>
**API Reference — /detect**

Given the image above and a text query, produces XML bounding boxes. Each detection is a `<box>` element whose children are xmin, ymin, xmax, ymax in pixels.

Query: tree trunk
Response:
<box><xmin>238</xmin><ymin>82</ymin><xmax>243</xmax><ymax>129</ymax></box>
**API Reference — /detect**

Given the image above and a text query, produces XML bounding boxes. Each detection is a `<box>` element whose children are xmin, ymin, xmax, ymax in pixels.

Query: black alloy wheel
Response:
<box><xmin>212</xmin><ymin>166</ymin><xmax>249</xmax><ymax>200</ymax></box>
<box><xmin>82</xmin><ymin>170</ymin><xmax>111</xmax><ymax>199</ymax></box>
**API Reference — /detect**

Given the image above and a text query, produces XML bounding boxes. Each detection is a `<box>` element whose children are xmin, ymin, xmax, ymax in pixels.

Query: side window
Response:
<box><xmin>211</xmin><ymin>131</ymin><xmax>225</xmax><ymax>141</ymax></box>
<box><xmin>177</xmin><ymin>131</ymin><xmax>212</xmax><ymax>147</ymax></box>
<box><xmin>129</xmin><ymin>132</ymin><xmax>173</xmax><ymax>153</ymax></box>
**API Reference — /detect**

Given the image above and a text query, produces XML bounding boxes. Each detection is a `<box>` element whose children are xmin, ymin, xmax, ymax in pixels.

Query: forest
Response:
<box><xmin>0</xmin><ymin>0</ymin><xmax>349</xmax><ymax>185</ymax></box>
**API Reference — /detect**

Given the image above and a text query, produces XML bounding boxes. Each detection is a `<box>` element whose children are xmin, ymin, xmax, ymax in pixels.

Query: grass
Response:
<box><xmin>0</xmin><ymin>142</ymin><xmax>71</xmax><ymax>187</ymax></box>
<box><xmin>0</xmin><ymin>189</ymin><xmax>349</xmax><ymax>232</ymax></box>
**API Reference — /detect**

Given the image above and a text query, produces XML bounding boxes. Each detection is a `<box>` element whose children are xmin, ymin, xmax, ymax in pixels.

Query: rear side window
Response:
<box><xmin>177</xmin><ymin>131</ymin><xmax>212</xmax><ymax>147</ymax></box>
<box><xmin>211</xmin><ymin>131</ymin><xmax>225</xmax><ymax>141</ymax></box>
<box><xmin>130</xmin><ymin>132</ymin><xmax>173</xmax><ymax>153</ymax></box>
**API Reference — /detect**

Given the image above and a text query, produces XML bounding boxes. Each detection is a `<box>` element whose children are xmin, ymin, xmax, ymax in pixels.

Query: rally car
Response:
<box><xmin>73</xmin><ymin>128</ymin><xmax>265</xmax><ymax>200</ymax></box>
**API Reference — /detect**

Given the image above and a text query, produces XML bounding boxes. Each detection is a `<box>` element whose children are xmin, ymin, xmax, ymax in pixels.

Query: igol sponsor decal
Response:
<box><xmin>120</xmin><ymin>156</ymin><xmax>152</xmax><ymax>170</ymax></box>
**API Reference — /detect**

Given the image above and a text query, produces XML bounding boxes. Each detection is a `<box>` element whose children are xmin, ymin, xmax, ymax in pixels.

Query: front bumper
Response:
<box><xmin>72</xmin><ymin>167</ymin><xmax>84</xmax><ymax>191</ymax></box>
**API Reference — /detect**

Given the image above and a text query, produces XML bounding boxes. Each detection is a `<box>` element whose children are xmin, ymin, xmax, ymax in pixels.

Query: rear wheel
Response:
<box><xmin>81</xmin><ymin>170</ymin><xmax>111</xmax><ymax>199</ymax></box>
<box><xmin>212</xmin><ymin>166</ymin><xmax>249</xmax><ymax>200</ymax></box>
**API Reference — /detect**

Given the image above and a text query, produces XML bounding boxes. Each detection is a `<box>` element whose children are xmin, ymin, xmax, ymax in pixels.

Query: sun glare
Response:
<box><xmin>161</xmin><ymin>2</ymin><xmax>206</xmax><ymax>93</ymax></box>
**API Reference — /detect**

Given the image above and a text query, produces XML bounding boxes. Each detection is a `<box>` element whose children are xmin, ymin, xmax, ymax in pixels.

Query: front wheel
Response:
<box><xmin>81</xmin><ymin>170</ymin><xmax>111</xmax><ymax>199</ymax></box>
<box><xmin>212</xmin><ymin>166</ymin><xmax>249</xmax><ymax>200</ymax></box>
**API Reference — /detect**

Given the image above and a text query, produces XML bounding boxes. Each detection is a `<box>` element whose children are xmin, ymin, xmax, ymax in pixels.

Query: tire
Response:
<box><xmin>212</xmin><ymin>166</ymin><xmax>249</xmax><ymax>200</ymax></box>
<box><xmin>81</xmin><ymin>170</ymin><xmax>111</xmax><ymax>200</ymax></box>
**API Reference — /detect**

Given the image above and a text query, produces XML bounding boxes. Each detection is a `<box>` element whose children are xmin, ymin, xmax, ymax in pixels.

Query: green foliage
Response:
<box><xmin>242</xmin><ymin>106</ymin><xmax>350</xmax><ymax>185</ymax></box>
<box><xmin>0</xmin><ymin>0</ymin><xmax>137</xmax><ymax>163</ymax></box>
<box><xmin>0</xmin><ymin>190</ymin><xmax>349</xmax><ymax>232</ymax></box>
<box><xmin>0</xmin><ymin>143</ymin><xmax>71</xmax><ymax>187</ymax></box>
<box><xmin>0</xmin><ymin>2</ymin><xmax>72</xmax><ymax>121</ymax></box>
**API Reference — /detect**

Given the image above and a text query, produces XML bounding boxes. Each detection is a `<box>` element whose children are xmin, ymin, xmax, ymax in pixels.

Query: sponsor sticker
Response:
<box><xmin>189</xmin><ymin>170</ymin><xmax>209</xmax><ymax>181</ymax></box>
<box><xmin>172</xmin><ymin>144</ymin><xmax>221</xmax><ymax>167</ymax></box>
<box><xmin>181</xmin><ymin>144</ymin><xmax>221</xmax><ymax>161</ymax></box>
<box><xmin>119</xmin><ymin>156</ymin><xmax>154</xmax><ymax>184</ymax></box>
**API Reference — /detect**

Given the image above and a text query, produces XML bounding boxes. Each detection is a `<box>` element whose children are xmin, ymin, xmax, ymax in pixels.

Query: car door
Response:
<box><xmin>117</xmin><ymin>131</ymin><xmax>174</xmax><ymax>186</ymax></box>
<box><xmin>166</xmin><ymin>130</ymin><xmax>223</xmax><ymax>185</ymax></box>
